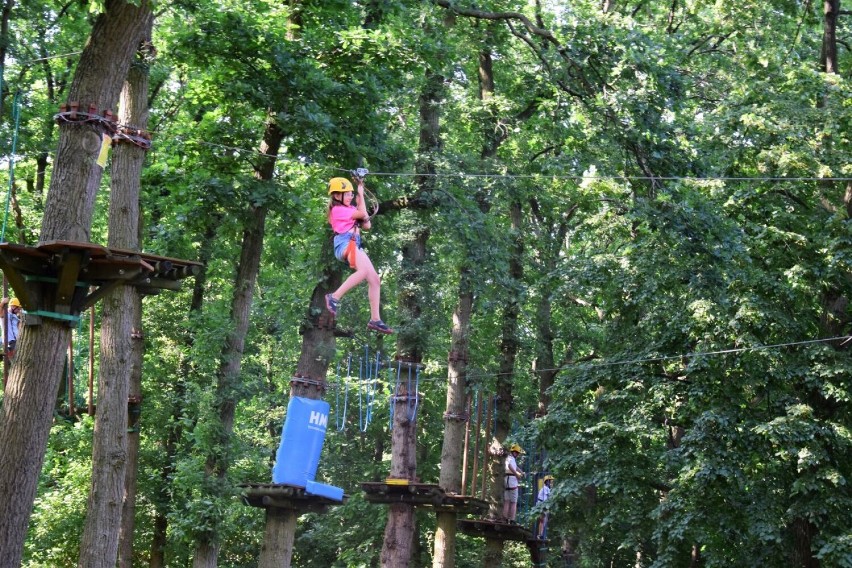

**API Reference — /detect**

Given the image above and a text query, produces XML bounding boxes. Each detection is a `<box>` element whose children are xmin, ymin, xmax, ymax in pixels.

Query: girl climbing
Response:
<box><xmin>324</xmin><ymin>176</ymin><xmax>394</xmax><ymax>335</ymax></box>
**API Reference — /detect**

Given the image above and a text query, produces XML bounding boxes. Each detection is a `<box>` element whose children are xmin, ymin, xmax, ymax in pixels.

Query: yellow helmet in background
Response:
<box><xmin>9</xmin><ymin>298</ymin><xmax>21</xmax><ymax>308</ymax></box>
<box><xmin>509</xmin><ymin>443</ymin><xmax>524</xmax><ymax>454</ymax></box>
<box><xmin>543</xmin><ymin>475</ymin><xmax>554</xmax><ymax>483</ymax></box>
<box><xmin>328</xmin><ymin>177</ymin><xmax>354</xmax><ymax>194</ymax></box>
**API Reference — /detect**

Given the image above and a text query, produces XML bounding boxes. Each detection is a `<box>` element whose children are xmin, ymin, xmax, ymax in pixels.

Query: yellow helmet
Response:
<box><xmin>543</xmin><ymin>475</ymin><xmax>554</xmax><ymax>482</ymax></box>
<box><xmin>9</xmin><ymin>298</ymin><xmax>21</xmax><ymax>308</ymax></box>
<box><xmin>509</xmin><ymin>443</ymin><xmax>524</xmax><ymax>454</ymax></box>
<box><xmin>328</xmin><ymin>177</ymin><xmax>354</xmax><ymax>195</ymax></box>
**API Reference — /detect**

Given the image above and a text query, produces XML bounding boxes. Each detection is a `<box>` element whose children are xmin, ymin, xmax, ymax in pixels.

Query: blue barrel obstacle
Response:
<box><xmin>272</xmin><ymin>396</ymin><xmax>344</xmax><ymax>501</ymax></box>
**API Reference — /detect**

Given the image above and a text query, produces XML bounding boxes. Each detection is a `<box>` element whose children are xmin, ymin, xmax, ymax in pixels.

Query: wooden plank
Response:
<box><xmin>0</xmin><ymin>248</ymin><xmax>52</xmax><ymax>274</ymax></box>
<box><xmin>77</xmin><ymin>257</ymin><xmax>154</xmax><ymax>282</ymax></box>
<box><xmin>130</xmin><ymin>276</ymin><xmax>182</xmax><ymax>291</ymax></box>
<box><xmin>0</xmin><ymin>265</ymin><xmax>34</xmax><ymax>309</ymax></box>
<box><xmin>108</xmin><ymin>246</ymin><xmax>203</xmax><ymax>267</ymax></box>
<box><xmin>0</xmin><ymin>242</ymin><xmax>51</xmax><ymax>258</ymax></box>
<box><xmin>458</xmin><ymin>518</ymin><xmax>534</xmax><ymax>542</ymax></box>
<box><xmin>37</xmin><ymin>240</ymin><xmax>109</xmax><ymax>256</ymax></box>
<box><xmin>53</xmin><ymin>250</ymin><xmax>84</xmax><ymax>313</ymax></box>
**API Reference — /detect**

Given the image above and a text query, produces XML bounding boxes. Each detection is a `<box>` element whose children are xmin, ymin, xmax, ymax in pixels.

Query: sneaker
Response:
<box><xmin>367</xmin><ymin>319</ymin><xmax>394</xmax><ymax>334</ymax></box>
<box><xmin>325</xmin><ymin>294</ymin><xmax>340</xmax><ymax>317</ymax></box>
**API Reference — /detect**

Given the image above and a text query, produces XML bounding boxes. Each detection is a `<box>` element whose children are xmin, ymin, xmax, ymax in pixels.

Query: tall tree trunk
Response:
<box><xmin>382</xmin><ymin>67</ymin><xmax>442</xmax><ymax>568</ymax></box>
<box><xmin>821</xmin><ymin>0</ymin><xmax>838</xmax><ymax>74</ymax></box>
<box><xmin>115</xmin><ymin>25</ymin><xmax>153</xmax><ymax>568</ymax></box>
<box><xmin>191</xmin><ymin>115</ymin><xmax>283</xmax><ymax>568</ymax></box>
<box><xmin>0</xmin><ymin>0</ymin><xmax>14</xmax><ymax>119</ymax></box>
<box><xmin>482</xmin><ymin>200</ymin><xmax>524</xmax><ymax>568</ymax></box>
<box><xmin>381</xmin><ymin>227</ymin><xmax>427</xmax><ymax>568</ymax></box>
<box><xmin>433</xmin><ymin>273</ymin><xmax>472</xmax><ymax>568</ymax></box>
<box><xmin>78</xmin><ymin>22</ymin><xmax>153</xmax><ymax>566</ymax></box>
<box><xmin>0</xmin><ymin>2</ymin><xmax>150</xmax><ymax>566</ymax></box>
<box><xmin>534</xmin><ymin>291</ymin><xmax>557</xmax><ymax>416</ymax></box>
<box><xmin>256</xmin><ymin>261</ymin><xmax>341</xmax><ymax>568</ymax></box>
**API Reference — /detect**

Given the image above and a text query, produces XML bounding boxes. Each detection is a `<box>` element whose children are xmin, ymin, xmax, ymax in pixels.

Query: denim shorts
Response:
<box><xmin>333</xmin><ymin>232</ymin><xmax>361</xmax><ymax>262</ymax></box>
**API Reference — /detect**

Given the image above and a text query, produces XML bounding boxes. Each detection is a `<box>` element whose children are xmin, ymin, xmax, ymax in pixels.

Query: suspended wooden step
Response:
<box><xmin>239</xmin><ymin>483</ymin><xmax>348</xmax><ymax>514</ymax></box>
<box><xmin>457</xmin><ymin>517</ymin><xmax>535</xmax><ymax>542</ymax></box>
<box><xmin>0</xmin><ymin>240</ymin><xmax>201</xmax><ymax>324</ymax></box>
<box><xmin>360</xmin><ymin>480</ymin><xmax>488</xmax><ymax>515</ymax></box>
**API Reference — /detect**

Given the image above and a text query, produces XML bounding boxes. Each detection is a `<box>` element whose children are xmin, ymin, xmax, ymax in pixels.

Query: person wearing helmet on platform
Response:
<box><xmin>502</xmin><ymin>442</ymin><xmax>525</xmax><ymax>522</ymax></box>
<box><xmin>324</xmin><ymin>175</ymin><xmax>393</xmax><ymax>334</ymax></box>
<box><xmin>1</xmin><ymin>297</ymin><xmax>23</xmax><ymax>359</ymax></box>
<box><xmin>536</xmin><ymin>474</ymin><xmax>554</xmax><ymax>539</ymax></box>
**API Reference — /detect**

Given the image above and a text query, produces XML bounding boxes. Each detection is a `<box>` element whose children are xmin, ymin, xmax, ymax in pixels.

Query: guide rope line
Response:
<box><xmin>13</xmin><ymin>131</ymin><xmax>852</xmax><ymax>183</ymax></box>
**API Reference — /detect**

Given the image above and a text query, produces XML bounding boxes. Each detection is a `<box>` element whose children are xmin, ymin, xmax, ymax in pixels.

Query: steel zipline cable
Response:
<box><xmin>13</xmin><ymin>133</ymin><xmax>852</xmax><ymax>185</ymax></box>
<box><xmin>325</xmin><ymin>334</ymin><xmax>852</xmax><ymax>388</ymax></box>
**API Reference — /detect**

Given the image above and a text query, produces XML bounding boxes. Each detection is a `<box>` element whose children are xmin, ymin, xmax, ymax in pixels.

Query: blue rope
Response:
<box><xmin>407</xmin><ymin>364</ymin><xmax>420</xmax><ymax>421</ymax></box>
<box><xmin>358</xmin><ymin>356</ymin><xmax>367</xmax><ymax>431</ymax></box>
<box><xmin>335</xmin><ymin>355</ymin><xmax>351</xmax><ymax>432</ymax></box>
<box><xmin>389</xmin><ymin>360</ymin><xmax>401</xmax><ymax>430</ymax></box>
<box><xmin>2</xmin><ymin>91</ymin><xmax>22</xmax><ymax>242</ymax></box>
<box><xmin>359</xmin><ymin>345</ymin><xmax>376</xmax><ymax>432</ymax></box>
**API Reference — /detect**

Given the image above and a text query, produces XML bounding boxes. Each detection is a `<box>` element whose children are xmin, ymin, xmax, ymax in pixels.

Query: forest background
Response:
<box><xmin>0</xmin><ymin>0</ymin><xmax>850</xmax><ymax>567</ymax></box>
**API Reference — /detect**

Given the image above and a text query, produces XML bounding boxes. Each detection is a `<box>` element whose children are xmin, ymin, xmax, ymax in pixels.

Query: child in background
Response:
<box><xmin>324</xmin><ymin>176</ymin><xmax>393</xmax><ymax>334</ymax></box>
<box><xmin>503</xmin><ymin>443</ymin><xmax>525</xmax><ymax>522</ymax></box>
<box><xmin>1</xmin><ymin>297</ymin><xmax>23</xmax><ymax>359</ymax></box>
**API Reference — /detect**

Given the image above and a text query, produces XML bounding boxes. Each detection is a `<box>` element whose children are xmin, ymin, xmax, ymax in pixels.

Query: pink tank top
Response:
<box><xmin>329</xmin><ymin>205</ymin><xmax>357</xmax><ymax>234</ymax></box>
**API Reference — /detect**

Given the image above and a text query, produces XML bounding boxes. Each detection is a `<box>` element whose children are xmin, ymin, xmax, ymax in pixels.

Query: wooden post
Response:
<box><xmin>481</xmin><ymin>396</ymin><xmax>493</xmax><ymax>501</ymax></box>
<box><xmin>461</xmin><ymin>394</ymin><xmax>471</xmax><ymax>493</ymax></box>
<box><xmin>471</xmin><ymin>391</ymin><xmax>483</xmax><ymax>496</ymax></box>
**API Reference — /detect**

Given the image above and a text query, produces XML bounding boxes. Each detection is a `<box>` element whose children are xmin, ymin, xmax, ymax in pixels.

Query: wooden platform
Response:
<box><xmin>459</xmin><ymin>518</ymin><xmax>550</xmax><ymax>566</ymax></box>
<box><xmin>0</xmin><ymin>240</ymin><xmax>201</xmax><ymax>322</ymax></box>
<box><xmin>457</xmin><ymin>517</ymin><xmax>536</xmax><ymax>542</ymax></box>
<box><xmin>239</xmin><ymin>483</ymin><xmax>347</xmax><ymax>514</ymax></box>
<box><xmin>360</xmin><ymin>481</ymin><xmax>489</xmax><ymax>515</ymax></box>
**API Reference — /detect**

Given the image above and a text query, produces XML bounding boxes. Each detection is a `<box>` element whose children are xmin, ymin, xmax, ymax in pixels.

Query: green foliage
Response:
<box><xmin>24</xmin><ymin>417</ymin><xmax>94</xmax><ymax>567</ymax></box>
<box><xmin>2</xmin><ymin>0</ymin><xmax>850</xmax><ymax>566</ymax></box>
